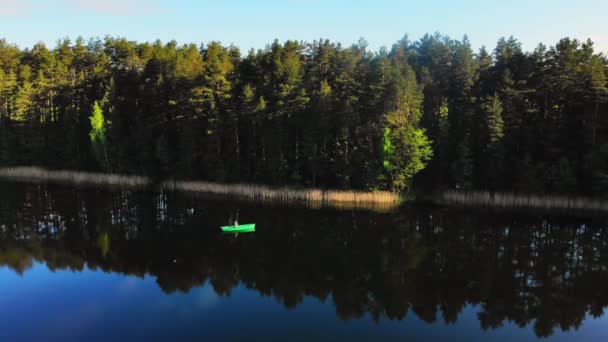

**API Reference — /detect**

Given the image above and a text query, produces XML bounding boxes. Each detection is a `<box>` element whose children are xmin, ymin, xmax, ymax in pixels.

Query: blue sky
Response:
<box><xmin>1</xmin><ymin>0</ymin><xmax>607</xmax><ymax>54</ymax></box>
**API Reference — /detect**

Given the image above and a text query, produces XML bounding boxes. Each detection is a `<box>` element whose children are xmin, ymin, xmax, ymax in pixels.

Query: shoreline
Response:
<box><xmin>3</xmin><ymin>167</ymin><xmax>608</xmax><ymax>212</ymax></box>
<box><xmin>0</xmin><ymin>167</ymin><xmax>402</xmax><ymax>211</ymax></box>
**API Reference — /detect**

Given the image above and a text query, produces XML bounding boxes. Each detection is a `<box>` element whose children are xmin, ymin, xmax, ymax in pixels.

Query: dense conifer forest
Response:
<box><xmin>0</xmin><ymin>34</ymin><xmax>606</xmax><ymax>194</ymax></box>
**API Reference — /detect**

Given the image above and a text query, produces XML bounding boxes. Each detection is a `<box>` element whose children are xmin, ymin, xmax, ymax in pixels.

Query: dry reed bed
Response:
<box><xmin>161</xmin><ymin>180</ymin><xmax>398</xmax><ymax>203</ymax></box>
<box><xmin>0</xmin><ymin>167</ymin><xmax>401</xmax><ymax>210</ymax></box>
<box><xmin>442</xmin><ymin>190</ymin><xmax>608</xmax><ymax>212</ymax></box>
<box><xmin>0</xmin><ymin>167</ymin><xmax>149</xmax><ymax>187</ymax></box>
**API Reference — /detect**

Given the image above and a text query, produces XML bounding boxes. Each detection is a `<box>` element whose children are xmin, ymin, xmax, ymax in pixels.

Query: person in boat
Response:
<box><xmin>234</xmin><ymin>220</ymin><xmax>238</xmax><ymax>227</ymax></box>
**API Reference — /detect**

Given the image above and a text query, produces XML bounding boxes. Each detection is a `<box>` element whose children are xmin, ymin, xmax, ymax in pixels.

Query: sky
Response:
<box><xmin>0</xmin><ymin>0</ymin><xmax>607</xmax><ymax>54</ymax></box>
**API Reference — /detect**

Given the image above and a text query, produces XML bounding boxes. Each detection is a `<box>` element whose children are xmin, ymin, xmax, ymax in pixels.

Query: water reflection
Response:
<box><xmin>1</xmin><ymin>181</ymin><xmax>608</xmax><ymax>338</ymax></box>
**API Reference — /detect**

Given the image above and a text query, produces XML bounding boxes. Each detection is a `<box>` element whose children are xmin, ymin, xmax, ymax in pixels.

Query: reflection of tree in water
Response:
<box><xmin>1</xmin><ymin>182</ymin><xmax>608</xmax><ymax>338</ymax></box>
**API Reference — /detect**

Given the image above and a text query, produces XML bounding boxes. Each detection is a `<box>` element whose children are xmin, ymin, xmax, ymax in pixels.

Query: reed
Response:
<box><xmin>160</xmin><ymin>180</ymin><xmax>401</xmax><ymax>210</ymax></box>
<box><xmin>440</xmin><ymin>190</ymin><xmax>608</xmax><ymax>212</ymax></box>
<box><xmin>0</xmin><ymin>167</ymin><xmax>402</xmax><ymax>211</ymax></box>
<box><xmin>0</xmin><ymin>166</ymin><xmax>149</xmax><ymax>188</ymax></box>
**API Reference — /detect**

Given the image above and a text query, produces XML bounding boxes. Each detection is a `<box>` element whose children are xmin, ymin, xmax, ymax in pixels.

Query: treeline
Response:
<box><xmin>0</xmin><ymin>34</ymin><xmax>607</xmax><ymax>194</ymax></box>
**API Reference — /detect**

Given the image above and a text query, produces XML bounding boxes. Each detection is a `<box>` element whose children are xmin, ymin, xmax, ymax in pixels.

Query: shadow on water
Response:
<box><xmin>1</xmin><ymin>181</ymin><xmax>608</xmax><ymax>338</ymax></box>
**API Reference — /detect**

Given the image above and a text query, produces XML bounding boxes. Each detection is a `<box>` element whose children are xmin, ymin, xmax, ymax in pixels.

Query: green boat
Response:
<box><xmin>221</xmin><ymin>223</ymin><xmax>256</xmax><ymax>233</ymax></box>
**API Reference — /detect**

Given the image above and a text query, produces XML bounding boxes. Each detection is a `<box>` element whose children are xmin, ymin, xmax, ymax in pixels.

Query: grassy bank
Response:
<box><xmin>5</xmin><ymin>167</ymin><xmax>606</xmax><ymax>213</ymax></box>
<box><xmin>0</xmin><ymin>167</ymin><xmax>402</xmax><ymax>211</ymax></box>
<box><xmin>439</xmin><ymin>190</ymin><xmax>608</xmax><ymax>212</ymax></box>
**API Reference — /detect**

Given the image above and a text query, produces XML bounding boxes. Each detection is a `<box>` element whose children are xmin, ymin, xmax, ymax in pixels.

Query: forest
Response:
<box><xmin>0</xmin><ymin>33</ymin><xmax>606</xmax><ymax>195</ymax></box>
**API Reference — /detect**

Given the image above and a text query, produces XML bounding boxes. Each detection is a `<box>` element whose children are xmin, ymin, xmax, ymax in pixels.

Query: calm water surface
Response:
<box><xmin>1</xmin><ymin>181</ymin><xmax>608</xmax><ymax>341</ymax></box>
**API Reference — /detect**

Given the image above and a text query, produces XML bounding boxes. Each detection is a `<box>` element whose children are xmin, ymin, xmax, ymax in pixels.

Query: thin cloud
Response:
<box><xmin>0</xmin><ymin>0</ymin><xmax>35</xmax><ymax>17</ymax></box>
<box><xmin>0</xmin><ymin>0</ymin><xmax>164</xmax><ymax>17</ymax></box>
<box><xmin>63</xmin><ymin>0</ymin><xmax>164</xmax><ymax>16</ymax></box>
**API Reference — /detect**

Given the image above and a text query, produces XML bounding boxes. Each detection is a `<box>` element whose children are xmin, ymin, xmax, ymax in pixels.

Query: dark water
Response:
<box><xmin>1</xmin><ymin>181</ymin><xmax>608</xmax><ymax>341</ymax></box>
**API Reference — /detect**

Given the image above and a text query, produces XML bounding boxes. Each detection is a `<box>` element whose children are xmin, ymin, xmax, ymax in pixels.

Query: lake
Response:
<box><xmin>1</xmin><ymin>180</ymin><xmax>607</xmax><ymax>341</ymax></box>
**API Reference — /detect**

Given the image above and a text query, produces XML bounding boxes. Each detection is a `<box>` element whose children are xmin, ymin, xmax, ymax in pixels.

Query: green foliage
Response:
<box><xmin>89</xmin><ymin>101</ymin><xmax>108</xmax><ymax>169</ymax></box>
<box><xmin>400</xmin><ymin>128</ymin><xmax>433</xmax><ymax>190</ymax></box>
<box><xmin>89</xmin><ymin>101</ymin><xmax>105</xmax><ymax>144</ymax></box>
<box><xmin>0</xmin><ymin>34</ymin><xmax>607</xmax><ymax>196</ymax></box>
<box><xmin>175</xmin><ymin>44</ymin><xmax>204</xmax><ymax>80</ymax></box>
<box><xmin>483</xmin><ymin>95</ymin><xmax>504</xmax><ymax>146</ymax></box>
<box><xmin>379</xmin><ymin>57</ymin><xmax>432</xmax><ymax>191</ymax></box>
<box><xmin>318</xmin><ymin>79</ymin><xmax>332</xmax><ymax>98</ymax></box>
<box><xmin>382</xmin><ymin>125</ymin><xmax>433</xmax><ymax>191</ymax></box>
<box><xmin>382</xmin><ymin>127</ymin><xmax>396</xmax><ymax>172</ymax></box>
